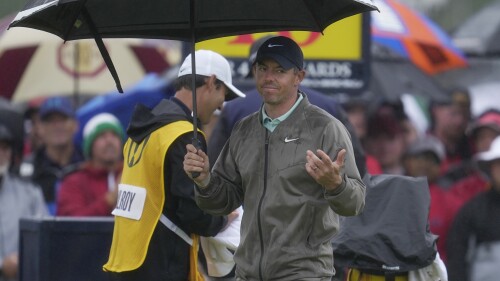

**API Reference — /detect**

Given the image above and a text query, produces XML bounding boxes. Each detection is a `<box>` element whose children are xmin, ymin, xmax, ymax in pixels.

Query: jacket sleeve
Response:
<box><xmin>166</xmin><ymin>133</ymin><xmax>227</xmax><ymax>237</ymax></box>
<box><xmin>195</xmin><ymin>135</ymin><xmax>244</xmax><ymax>216</ymax></box>
<box><xmin>323</xmin><ymin>119</ymin><xmax>366</xmax><ymax>216</ymax></box>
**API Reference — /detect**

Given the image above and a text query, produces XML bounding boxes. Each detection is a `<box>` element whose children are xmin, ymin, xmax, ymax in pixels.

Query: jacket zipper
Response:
<box><xmin>258</xmin><ymin>130</ymin><xmax>270</xmax><ymax>281</ymax></box>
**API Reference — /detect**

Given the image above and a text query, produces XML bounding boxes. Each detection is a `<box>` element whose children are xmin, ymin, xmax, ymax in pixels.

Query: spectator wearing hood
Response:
<box><xmin>57</xmin><ymin>113</ymin><xmax>124</xmax><ymax>216</ymax></box>
<box><xmin>0</xmin><ymin>124</ymin><xmax>48</xmax><ymax>281</ymax></box>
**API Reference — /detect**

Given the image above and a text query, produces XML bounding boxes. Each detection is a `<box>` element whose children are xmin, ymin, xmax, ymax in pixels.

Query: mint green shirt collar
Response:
<box><xmin>262</xmin><ymin>93</ymin><xmax>304</xmax><ymax>132</ymax></box>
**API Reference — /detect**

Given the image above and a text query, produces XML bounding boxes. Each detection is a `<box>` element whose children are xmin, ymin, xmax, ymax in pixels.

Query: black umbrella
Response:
<box><xmin>367</xmin><ymin>42</ymin><xmax>449</xmax><ymax>104</ymax></box>
<box><xmin>8</xmin><ymin>0</ymin><xmax>377</xmax><ymax>149</ymax></box>
<box><xmin>435</xmin><ymin>56</ymin><xmax>500</xmax><ymax>90</ymax></box>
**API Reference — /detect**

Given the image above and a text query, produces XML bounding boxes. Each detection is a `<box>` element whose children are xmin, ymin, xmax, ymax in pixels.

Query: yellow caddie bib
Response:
<box><xmin>103</xmin><ymin>120</ymin><xmax>204</xmax><ymax>276</ymax></box>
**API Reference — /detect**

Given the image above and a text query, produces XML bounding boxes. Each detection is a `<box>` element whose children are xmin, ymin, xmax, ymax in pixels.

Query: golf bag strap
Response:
<box><xmin>159</xmin><ymin>214</ymin><xmax>193</xmax><ymax>246</ymax></box>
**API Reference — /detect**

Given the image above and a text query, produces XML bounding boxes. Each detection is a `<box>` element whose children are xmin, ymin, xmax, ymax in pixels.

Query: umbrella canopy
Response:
<box><xmin>0</xmin><ymin>15</ymin><xmax>174</xmax><ymax>104</ymax></box>
<box><xmin>368</xmin><ymin>42</ymin><xmax>449</xmax><ymax>103</ymax></box>
<box><xmin>8</xmin><ymin>0</ymin><xmax>378</xmax><ymax>90</ymax></box>
<box><xmin>435</xmin><ymin>56</ymin><xmax>500</xmax><ymax>90</ymax></box>
<box><xmin>452</xmin><ymin>0</ymin><xmax>500</xmax><ymax>56</ymax></box>
<box><xmin>8</xmin><ymin>0</ymin><xmax>378</xmax><ymax>142</ymax></box>
<box><xmin>10</xmin><ymin>0</ymin><xmax>377</xmax><ymax>41</ymax></box>
<box><xmin>371</xmin><ymin>0</ymin><xmax>467</xmax><ymax>75</ymax></box>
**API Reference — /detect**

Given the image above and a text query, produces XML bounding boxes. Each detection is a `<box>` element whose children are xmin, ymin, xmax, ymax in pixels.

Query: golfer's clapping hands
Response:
<box><xmin>184</xmin><ymin>144</ymin><xmax>211</xmax><ymax>187</ymax></box>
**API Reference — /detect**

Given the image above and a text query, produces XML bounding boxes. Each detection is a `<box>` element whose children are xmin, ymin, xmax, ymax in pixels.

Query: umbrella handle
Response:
<box><xmin>191</xmin><ymin>138</ymin><xmax>201</xmax><ymax>179</ymax></box>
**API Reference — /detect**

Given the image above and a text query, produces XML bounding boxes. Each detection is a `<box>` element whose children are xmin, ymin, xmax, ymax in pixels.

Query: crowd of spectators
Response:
<box><xmin>1</xmin><ymin>77</ymin><xmax>499</xmax><ymax>280</ymax></box>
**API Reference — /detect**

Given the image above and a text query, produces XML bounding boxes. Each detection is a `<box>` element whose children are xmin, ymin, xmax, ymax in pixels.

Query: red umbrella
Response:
<box><xmin>371</xmin><ymin>0</ymin><xmax>467</xmax><ymax>75</ymax></box>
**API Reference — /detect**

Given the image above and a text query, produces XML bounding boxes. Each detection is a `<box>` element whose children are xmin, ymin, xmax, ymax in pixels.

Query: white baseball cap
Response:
<box><xmin>178</xmin><ymin>50</ymin><xmax>245</xmax><ymax>101</ymax></box>
<box><xmin>477</xmin><ymin>136</ymin><xmax>500</xmax><ymax>162</ymax></box>
<box><xmin>476</xmin><ymin>135</ymin><xmax>500</xmax><ymax>174</ymax></box>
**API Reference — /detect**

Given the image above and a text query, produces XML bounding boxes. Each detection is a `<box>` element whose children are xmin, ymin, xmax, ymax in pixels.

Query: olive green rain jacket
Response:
<box><xmin>196</xmin><ymin>94</ymin><xmax>366</xmax><ymax>281</ymax></box>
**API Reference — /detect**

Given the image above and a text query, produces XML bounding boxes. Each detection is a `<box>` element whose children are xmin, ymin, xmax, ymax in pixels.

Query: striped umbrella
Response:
<box><xmin>0</xmin><ymin>15</ymin><xmax>175</xmax><ymax>104</ymax></box>
<box><xmin>371</xmin><ymin>0</ymin><xmax>467</xmax><ymax>75</ymax></box>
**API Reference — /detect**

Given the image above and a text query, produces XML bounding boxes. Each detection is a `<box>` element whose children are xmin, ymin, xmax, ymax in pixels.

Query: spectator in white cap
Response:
<box><xmin>56</xmin><ymin>113</ymin><xmax>124</xmax><ymax>217</ymax></box>
<box><xmin>467</xmin><ymin>109</ymin><xmax>500</xmax><ymax>154</ymax></box>
<box><xmin>444</xmin><ymin>109</ymin><xmax>500</xmax><ymax>187</ymax></box>
<box><xmin>104</xmin><ymin>50</ymin><xmax>243</xmax><ymax>281</ymax></box>
<box><xmin>442</xmin><ymin>109</ymin><xmax>500</xmax><ymax>188</ymax></box>
<box><xmin>447</xmin><ymin>135</ymin><xmax>500</xmax><ymax>281</ymax></box>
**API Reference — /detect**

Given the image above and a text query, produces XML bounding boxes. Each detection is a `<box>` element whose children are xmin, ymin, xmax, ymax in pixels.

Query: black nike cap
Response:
<box><xmin>255</xmin><ymin>36</ymin><xmax>304</xmax><ymax>70</ymax></box>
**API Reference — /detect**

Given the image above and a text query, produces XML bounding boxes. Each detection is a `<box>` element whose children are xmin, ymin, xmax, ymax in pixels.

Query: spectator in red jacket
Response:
<box><xmin>57</xmin><ymin>113</ymin><xmax>124</xmax><ymax>216</ymax></box>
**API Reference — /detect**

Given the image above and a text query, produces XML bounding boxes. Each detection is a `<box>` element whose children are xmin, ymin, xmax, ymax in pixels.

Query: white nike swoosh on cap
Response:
<box><xmin>268</xmin><ymin>44</ymin><xmax>283</xmax><ymax>48</ymax></box>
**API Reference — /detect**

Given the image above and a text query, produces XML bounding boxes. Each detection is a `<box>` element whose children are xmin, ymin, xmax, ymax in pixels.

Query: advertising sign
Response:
<box><xmin>196</xmin><ymin>13</ymin><xmax>371</xmax><ymax>95</ymax></box>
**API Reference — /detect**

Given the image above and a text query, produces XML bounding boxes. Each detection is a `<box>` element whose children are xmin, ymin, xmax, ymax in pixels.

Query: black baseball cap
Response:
<box><xmin>255</xmin><ymin>36</ymin><xmax>304</xmax><ymax>70</ymax></box>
